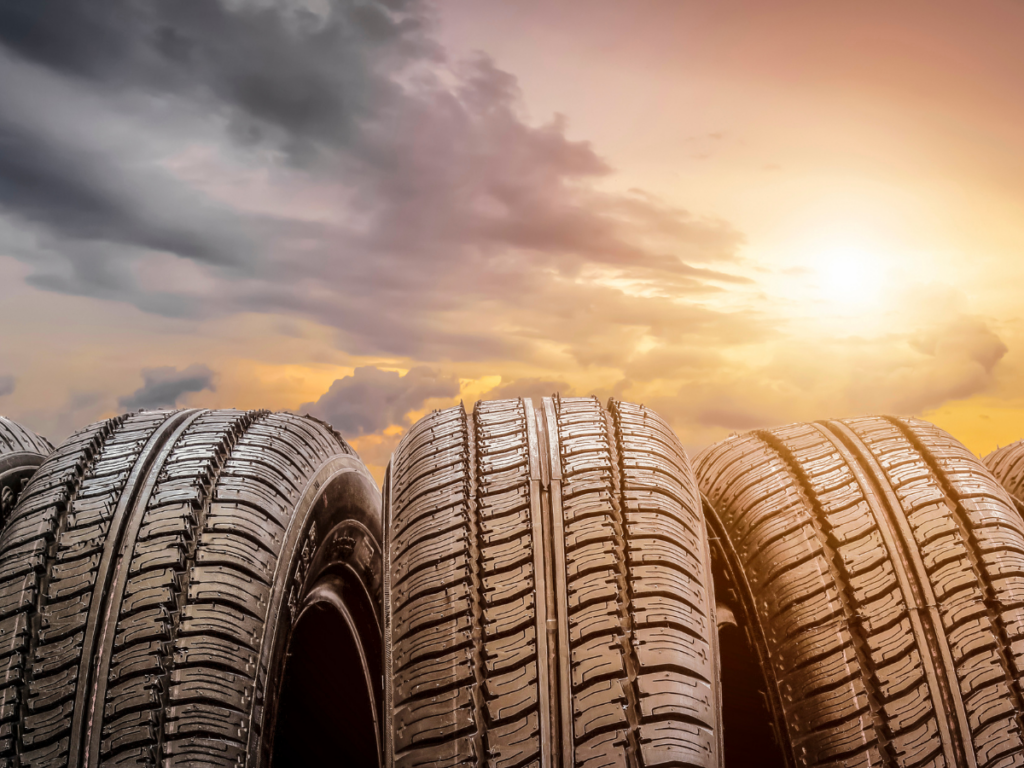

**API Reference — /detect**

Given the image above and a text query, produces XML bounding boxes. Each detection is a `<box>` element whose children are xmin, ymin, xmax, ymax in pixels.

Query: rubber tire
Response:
<box><xmin>696</xmin><ymin>416</ymin><xmax>1024</xmax><ymax>768</ymax></box>
<box><xmin>0</xmin><ymin>416</ymin><xmax>53</xmax><ymax>524</ymax></box>
<box><xmin>0</xmin><ymin>408</ymin><xmax>382</xmax><ymax>768</ymax></box>
<box><xmin>383</xmin><ymin>396</ymin><xmax>723</xmax><ymax>768</ymax></box>
<box><xmin>983</xmin><ymin>441</ymin><xmax>1024</xmax><ymax>514</ymax></box>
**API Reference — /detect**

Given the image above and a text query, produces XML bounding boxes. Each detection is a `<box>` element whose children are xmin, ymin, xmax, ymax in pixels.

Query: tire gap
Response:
<box><xmin>465</xmin><ymin>404</ymin><xmax>487</xmax><ymax>768</ymax></box>
<box><xmin>695</xmin><ymin>448</ymin><xmax>797</xmax><ymax>768</ymax></box>
<box><xmin>151</xmin><ymin>410</ymin><xmax>268</xmax><ymax>763</ymax></box>
<box><xmin>383</xmin><ymin>459</ymin><xmax>395</xmax><ymax>768</ymax></box>
<box><xmin>16</xmin><ymin>415</ymin><xmax>126</xmax><ymax>765</ymax></box>
<box><xmin>76</xmin><ymin>409</ymin><xmax>204</xmax><ymax>767</ymax></box>
<box><xmin>753</xmin><ymin>428</ymin><xmax>897</xmax><ymax>768</ymax></box>
<box><xmin>884</xmin><ymin>416</ymin><xmax>1024</xmax><ymax>747</ymax></box>
<box><xmin>817</xmin><ymin>420</ymin><xmax>973</xmax><ymax>768</ymax></box>
<box><xmin>606</xmin><ymin>400</ymin><xmax>642</xmax><ymax>768</ymax></box>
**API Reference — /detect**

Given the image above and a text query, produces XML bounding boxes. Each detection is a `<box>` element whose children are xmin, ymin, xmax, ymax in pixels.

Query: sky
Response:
<box><xmin>1</xmin><ymin>0</ymin><xmax>1023</xmax><ymax>483</ymax></box>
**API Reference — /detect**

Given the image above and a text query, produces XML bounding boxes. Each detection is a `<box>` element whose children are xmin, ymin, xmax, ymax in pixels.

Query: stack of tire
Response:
<box><xmin>382</xmin><ymin>401</ymin><xmax>1024</xmax><ymax>768</ymax></box>
<box><xmin>4</xmin><ymin>401</ymin><xmax>1024</xmax><ymax>767</ymax></box>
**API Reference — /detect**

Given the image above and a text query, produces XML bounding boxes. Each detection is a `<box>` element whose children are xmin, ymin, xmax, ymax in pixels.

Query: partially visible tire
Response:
<box><xmin>0</xmin><ymin>408</ymin><xmax>382</xmax><ymax>767</ymax></box>
<box><xmin>383</xmin><ymin>396</ymin><xmax>723</xmax><ymax>768</ymax></box>
<box><xmin>983</xmin><ymin>441</ymin><xmax>1024</xmax><ymax>514</ymax></box>
<box><xmin>696</xmin><ymin>416</ymin><xmax>1024</xmax><ymax>768</ymax></box>
<box><xmin>0</xmin><ymin>416</ymin><xmax>53</xmax><ymax>524</ymax></box>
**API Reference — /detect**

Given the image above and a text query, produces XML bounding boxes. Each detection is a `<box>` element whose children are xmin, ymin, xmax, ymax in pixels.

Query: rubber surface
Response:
<box><xmin>0</xmin><ymin>417</ymin><xmax>53</xmax><ymax>524</ymax></box>
<box><xmin>0</xmin><ymin>408</ymin><xmax>382</xmax><ymax>768</ymax></box>
<box><xmin>983</xmin><ymin>442</ymin><xmax>1024</xmax><ymax>515</ymax></box>
<box><xmin>383</xmin><ymin>396</ymin><xmax>722</xmax><ymax>768</ymax></box>
<box><xmin>696</xmin><ymin>416</ymin><xmax>1024</xmax><ymax>768</ymax></box>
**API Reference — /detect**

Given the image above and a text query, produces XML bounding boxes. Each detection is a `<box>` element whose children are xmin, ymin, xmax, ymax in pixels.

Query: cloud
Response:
<box><xmin>118</xmin><ymin>364</ymin><xmax>216</xmax><ymax>410</ymax></box>
<box><xmin>346</xmin><ymin>430</ymin><xmax>403</xmax><ymax>473</ymax></box>
<box><xmin>0</xmin><ymin>0</ymin><xmax>437</xmax><ymax>161</ymax></box>
<box><xmin>478</xmin><ymin>377</ymin><xmax>574</xmax><ymax>405</ymax></box>
<box><xmin>300</xmin><ymin>365</ymin><xmax>459</xmax><ymax>437</ymax></box>
<box><xmin>0</xmin><ymin>0</ymin><xmax>750</xmax><ymax>368</ymax></box>
<box><xmin>646</xmin><ymin>314</ymin><xmax>1009</xmax><ymax>444</ymax></box>
<box><xmin>5</xmin><ymin>390</ymin><xmax>109</xmax><ymax>447</ymax></box>
<box><xmin>0</xmin><ymin>376</ymin><xmax>14</xmax><ymax>397</ymax></box>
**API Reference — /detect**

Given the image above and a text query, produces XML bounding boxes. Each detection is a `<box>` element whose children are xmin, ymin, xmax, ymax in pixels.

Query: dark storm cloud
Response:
<box><xmin>0</xmin><ymin>0</ymin><xmax>434</xmax><ymax>160</ymax></box>
<box><xmin>0</xmin><ymin>112</ymin><xmax>250</xmax><ymax>272</ymax></box>
<box><xmin>118</xmin><ymin>364</ymin><xmax>216</xmax><ymax>410</ymax></box>
<box><xmin>0</xmin><ymin>0</ymin><xmax>754</xmax><ymax>365</ymax></box>
<box><xmin>0</xmin><ymin>376</ymin><xmax>14</xmax><ymax>397</ymax></box>
<box><xmin>300</xmin><ymin>365</ymin><xmax>459</xmax><ymax>437</ymax></box>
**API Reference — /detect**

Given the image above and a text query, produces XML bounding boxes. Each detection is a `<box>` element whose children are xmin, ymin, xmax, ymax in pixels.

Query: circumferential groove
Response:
<box><xmin>819</xmin><ymin>420</ymin><xmax>977</xmax><ymax>768</ymax></box>
<box><xmin>884</xmin><ymin>416</ymin><xmax>1024</xmax><ymax>749</ymax></box>
<box><xmin>466</xmin><ymin>406</ymin><xmax>487</xmax><ymax>766</ymax></box>
<box><xmin>12</xmin><ymin>414</ymin><xmax>126</xmax><ymax>762</ymax></box>
<box><xmin>607</xmin><ymin>404</ymin><xmax>643</xmax><ymax>764</ymax></box>
<box><xmin>145</xmin><ymin>409</ymin><xmax>267</xmax><ymax>761</ymax></box>
<box><xmin>753</xmin><ymin>428</ymin><xmax>894</xmax><ymax>766</ymax></box>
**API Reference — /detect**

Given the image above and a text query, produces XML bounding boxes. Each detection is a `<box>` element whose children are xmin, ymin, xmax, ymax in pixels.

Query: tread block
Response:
<box><xmin>697</xmin><ymin>416</ymin><xmax>1024</xmax><ymax>768</ymax></box>
<box><xmin>387</xmin><ymin>398</ymin><xmax>720</xmax><ymax>767</ymax></box>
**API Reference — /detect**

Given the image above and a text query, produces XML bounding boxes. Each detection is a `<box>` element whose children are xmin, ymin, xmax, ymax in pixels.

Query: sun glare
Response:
<box><xmin>814</xmin><ymin>246</ymin><xmax>884</xmax><ymax>308</ymax></box>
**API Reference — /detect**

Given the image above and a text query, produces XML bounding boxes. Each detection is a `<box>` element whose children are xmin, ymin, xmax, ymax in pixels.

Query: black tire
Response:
<box><xmin>983</xmin><ymin>441</ymin><xmax>1024</xmax><ymax>514</ymax></box>
<box><xmin>696</xmin><ymin>416</ymin><xmax>1024</xmax><ymax>768</ymax></box>
<box><xmin>0</xmin><ymin>416</ymin><xmax>53</xmax><ymax>524</ymax></box>
<box><xmin>383</xmin><ymin>396</ymin><xmax>723</xmax><ymax>768</ymax></box>
<box><xmin>0</xmin><ymin>408</ymin><xmax>382</xmax><ymax>768</ymax></box>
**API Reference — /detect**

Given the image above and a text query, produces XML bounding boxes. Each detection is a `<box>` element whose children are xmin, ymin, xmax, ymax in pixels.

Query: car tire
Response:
<box><xmin>983</xmin><ymin>440</ymin><xmax>1024</xmax><ymax>514</ymax></box>
<box><xmin>383</xmin><ymin>396</ymin><xmax>723</xmax><ymax>768</ymax></box>
<box><xmin>696</xmin><ymin>416</ymin><xmax>1024</xmax><ymax>768</ymax></box>
<box><xmin>0</xmin><ymin>408</ymin><xmax>382</xmax><ymax>768</ymax></box>
<box><xmin>0</xmin><ymin>416</ymin><xmax>53</xmax><ymax>525</ymax></box>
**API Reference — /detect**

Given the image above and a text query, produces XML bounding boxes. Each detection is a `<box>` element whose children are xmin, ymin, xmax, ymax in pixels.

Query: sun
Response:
<box><xmin>814</xmin><ymin>245</ymin><xmax>884</xmax><ymax>307</ymax></box>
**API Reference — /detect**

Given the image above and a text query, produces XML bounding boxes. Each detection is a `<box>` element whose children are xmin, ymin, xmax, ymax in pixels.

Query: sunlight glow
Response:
<box><xmin>814</xmin><ymin>245</ymin><xmax>884</xmax><ymax>307</ymax></box>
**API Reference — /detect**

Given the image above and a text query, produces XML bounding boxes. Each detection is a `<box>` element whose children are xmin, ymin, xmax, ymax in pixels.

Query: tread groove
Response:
<box><xmin>820</xmin><ymin>420</ymin><xmax>975</xmax><ymax>768</ymax></box>
<box><xmin>754</xmin><ymin>428</ymin><xmax>895</xmax><ymax>766</ymax></box>
<box><xmin>886</xmin><ymin>416</ymin><xmax>1024</xmax><ymax>752</ymax></box>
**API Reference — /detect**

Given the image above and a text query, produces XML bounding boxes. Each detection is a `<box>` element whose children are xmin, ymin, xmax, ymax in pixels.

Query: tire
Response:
<box><xmin>0</xmin><ymin>416</ymin><xmax>53</xmax><ymax>524</ymax></box>
<box><xmin>983</xmin><ymin>441</ymin><xmax>1024</xmax><ymax>514</ymax></box>
<box><xmin>383</xmin><ymin>396</ymin><xmax>723</xmax><ymax>768</ymax></box>
<box><xmin>696</xmin><ymin>416</ymin><xmax>1024</xmax><ymax>768</ymax></box>
<box><xmin>0</xmin><ymin>408</ymin><xmax>383</xmax><ymax>768</ymax></box>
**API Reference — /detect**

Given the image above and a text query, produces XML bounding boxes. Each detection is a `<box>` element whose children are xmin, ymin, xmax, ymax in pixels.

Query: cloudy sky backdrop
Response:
<box><xmin>1</xmin><ymin>0</ymin><xmax>1023</xmax><ymax>481</ymax></box>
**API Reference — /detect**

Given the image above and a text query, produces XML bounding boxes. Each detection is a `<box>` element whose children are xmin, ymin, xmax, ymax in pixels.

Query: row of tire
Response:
<box><xmin>1</xmin><ymin>398</ymin><xmax>1024</xmax><ymax>767</ymax></box>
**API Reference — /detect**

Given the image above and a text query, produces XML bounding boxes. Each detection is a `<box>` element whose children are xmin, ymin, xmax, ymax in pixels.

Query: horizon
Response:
<box><xmin>1</xmin><ymin>0</ymin><xmax>1022</xmax><ymax>483</ymax></box>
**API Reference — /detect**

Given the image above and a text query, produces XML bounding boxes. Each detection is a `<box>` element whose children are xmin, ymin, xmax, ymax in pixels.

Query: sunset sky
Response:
<box><xmin>1</xmin><ymin>0</ymin><xmax>1023</xmax><ymax>482</ymax></box>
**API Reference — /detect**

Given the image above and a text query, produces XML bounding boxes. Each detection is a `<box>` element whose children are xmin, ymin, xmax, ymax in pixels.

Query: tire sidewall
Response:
<box><xmin>248</xmin><ymin>454</ymin><xmax>383</xmax><ymax>767</ymax></box>
<box><xmin>0</xmin><ymin>451</ymin><xmax>44</xmax><ymax>505</ymax></box>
